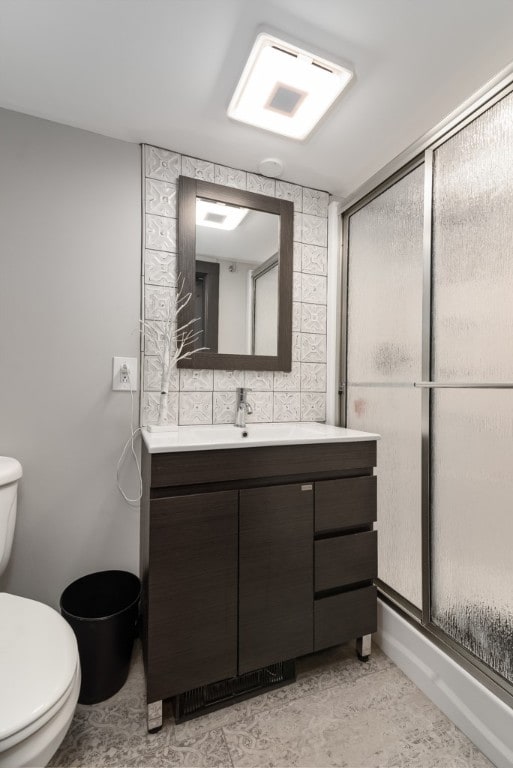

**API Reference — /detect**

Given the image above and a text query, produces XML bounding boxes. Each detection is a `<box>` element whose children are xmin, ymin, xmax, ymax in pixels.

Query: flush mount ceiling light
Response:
<box><xmin>228</xmin><ymin>33</ymin><xmax>353</xmax><ymax>140</ymax></box>
<box><xmin>196</xmin><ymin>199</ymin><xmax>249</xmax><ymax>230</ymax></box>
<box><xmin>258</xmin><ymin>157</ymin><xmax>284</xmax><ymax>177</ymax></box>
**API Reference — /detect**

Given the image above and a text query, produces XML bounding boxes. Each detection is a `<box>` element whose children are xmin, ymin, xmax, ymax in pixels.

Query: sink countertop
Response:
<box><xmin>141</xmin><ymin>422</ymin><xmax>379</xmax><ymax>454</ymax></box>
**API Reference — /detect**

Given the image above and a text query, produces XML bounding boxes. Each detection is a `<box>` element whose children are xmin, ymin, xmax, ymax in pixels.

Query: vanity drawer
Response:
<box><xmin>150</xmin><ymin>441</ymin><xmax>377</xmax><ymax>488</ymax></box>
<box><xmin>315</xmin><ymin>531</ymin><xmax>377</xmax><ymax>592</ymax></box>
<box><xmin>314</xmin><ymin>586</ymin><xmax>377</xmax><ymax>651</ymax></box>
<box><xmin>315</xmin><ymin>476</ymin><xmax>376</xmax><ymax>532</ymax></box>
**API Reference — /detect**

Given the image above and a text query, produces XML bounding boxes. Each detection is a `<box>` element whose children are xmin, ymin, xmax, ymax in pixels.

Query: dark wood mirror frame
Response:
<box><xmin>177</xmin><ymin>175</ymin><xmax>293</xmax><ymax>371</ymax></box>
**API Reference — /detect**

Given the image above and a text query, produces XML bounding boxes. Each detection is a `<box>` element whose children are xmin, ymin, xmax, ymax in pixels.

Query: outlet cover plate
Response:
<box><xmin>112</xmin><ymin>356</ymin><xmax>138</xmax><ymax>391</ymax></box>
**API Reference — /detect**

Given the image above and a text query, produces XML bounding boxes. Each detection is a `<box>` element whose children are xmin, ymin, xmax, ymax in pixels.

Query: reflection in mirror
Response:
<box><xmin>195</xmin><ymin>198</ymin><xmax>280</xmax><ymax>356</ymax></box>
<box><xmin>252</xmin><ymin>256</ymin><xmax>278</xmax><ymax>355</ymax></box>
<box><xmin>177</xmin><ymin>175</ymin><xmax>293</xmax><ymax>371</ymax></box>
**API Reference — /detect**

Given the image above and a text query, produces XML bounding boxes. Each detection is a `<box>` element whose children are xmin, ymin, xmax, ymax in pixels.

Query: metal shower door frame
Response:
<box><xmin>339</xmin><ymin>73</ymin><xmax>513</xmax><ymax>709</ymax></box>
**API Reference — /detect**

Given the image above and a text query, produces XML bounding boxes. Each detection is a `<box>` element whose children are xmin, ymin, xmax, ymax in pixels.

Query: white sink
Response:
<box><xmin>142</xmin><ymin>422</ymin><xmax>379</xmax><ymax>453</ymax></box>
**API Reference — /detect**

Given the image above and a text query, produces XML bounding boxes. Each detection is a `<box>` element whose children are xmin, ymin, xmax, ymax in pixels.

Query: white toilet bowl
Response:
<box><xmin>0</xmin><ymin>458</ymin><xmax>80</xmax><ymax>768</ymax></box>
<box><xmin>0</xmin><ymin>592</ymin><xmax>80</xmax><ymax>768</ymax></box>
<box><xmin>0</xmin><ymin>594</ymin><xmax>80</xmax><ymax>768</ymax></box>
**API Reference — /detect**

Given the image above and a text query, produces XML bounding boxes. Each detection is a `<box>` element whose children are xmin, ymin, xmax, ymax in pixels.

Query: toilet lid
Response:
<box><xmin>0</xmin><ymin>592</ymin><xmax>78</xmax><ymax>742</ymax></box>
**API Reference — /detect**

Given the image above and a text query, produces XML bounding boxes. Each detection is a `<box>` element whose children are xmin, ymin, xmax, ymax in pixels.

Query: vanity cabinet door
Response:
<box><xmin>148</xmin><ymin>491</ymin><xmax>238</xmax><ymax>700</ymax></box>
<box><xmin>239</xmin><ymin>484</ymin><xmax>314</xmax><ymax>674</ymax></box>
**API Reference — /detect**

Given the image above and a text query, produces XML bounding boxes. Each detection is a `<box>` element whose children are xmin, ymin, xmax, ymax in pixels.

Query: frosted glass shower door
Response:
<box><xmin>430</xmin><ymin>91</ymin><xmax>513</xmax><ymax>682</ymax></box>
<box><xmin>431</xmin><ymin>390</ymin><xmax>513</xmax><ymax>682</ymax></box>
<box><xmin>346</xmin><ymin>165</ymin><xmax>424</xmax><ymax>609</ymax></box>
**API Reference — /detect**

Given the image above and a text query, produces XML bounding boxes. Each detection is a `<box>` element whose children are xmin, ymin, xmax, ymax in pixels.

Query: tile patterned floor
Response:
<box><xmin>50</xmin><ymin>641</ymin><xmax>492</xmax><ymax>767</ymax></box>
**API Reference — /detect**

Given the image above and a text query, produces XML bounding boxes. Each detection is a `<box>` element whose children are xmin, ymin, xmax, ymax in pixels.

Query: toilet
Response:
<box><xmin>0</xmin><ymin>457</ymin><xmax>81</xmax><ymax>768</ymax></box>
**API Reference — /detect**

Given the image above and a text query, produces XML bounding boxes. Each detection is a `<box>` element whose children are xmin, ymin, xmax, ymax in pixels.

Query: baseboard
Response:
<box><xmin>374</xmin><ymin>599</ymin><xmax>513</xmax><ymax>768</ymax></box>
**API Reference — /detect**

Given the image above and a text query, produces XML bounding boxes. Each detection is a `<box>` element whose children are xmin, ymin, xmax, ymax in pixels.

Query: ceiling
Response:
<box><xmin>197</xmin><ymin>209</ymin><xmax>279</xmax><ymax>264</ymax></box>
<box><xmin>1</xmin><ymin>0</ymin><xmax>513</xmax><ymax>200</ymax></box>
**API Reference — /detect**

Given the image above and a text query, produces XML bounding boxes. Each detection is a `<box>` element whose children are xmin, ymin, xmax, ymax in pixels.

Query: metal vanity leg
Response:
<box><xmin>147</xmin><ymin>700</ymin><xmax>163</xmax><ymax>733</ymax></box>
<box><xmin>356</xmin><ymin>634</ymin><xmax>372</xmax><ymax>662</ymax></box>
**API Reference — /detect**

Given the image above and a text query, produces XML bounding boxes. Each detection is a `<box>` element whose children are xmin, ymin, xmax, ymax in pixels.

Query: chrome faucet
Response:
<box><xmin>234</xmin><ymin>387</ymin><xmax>252</xmax><ymax>428</ymax></box>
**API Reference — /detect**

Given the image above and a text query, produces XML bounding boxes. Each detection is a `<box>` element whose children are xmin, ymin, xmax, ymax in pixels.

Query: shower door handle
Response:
<box><xmin>414</xmin><ymin>382</ymin><xmax>513</xmax><ymax>388</ymax></box>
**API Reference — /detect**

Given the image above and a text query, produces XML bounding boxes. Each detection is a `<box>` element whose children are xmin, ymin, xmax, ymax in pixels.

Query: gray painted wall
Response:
<box><xmin>0</xmin><ymin>108</ymin><xmax>141</xmax><ymax>608</ymax></box>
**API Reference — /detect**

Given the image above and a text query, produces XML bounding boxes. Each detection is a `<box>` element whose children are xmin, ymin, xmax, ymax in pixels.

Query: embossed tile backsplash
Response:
<box><xmin>141</xmin><ymin>144</ymin><xmax>330</xmax><ymax>426</ymax></box>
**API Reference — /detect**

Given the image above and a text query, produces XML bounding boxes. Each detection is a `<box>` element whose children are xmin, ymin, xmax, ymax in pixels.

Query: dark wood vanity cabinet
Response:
<box><xmin>239</xmin><ymin>484</ymin><xmax>314</xmax><ymax>673</ymax></box>
<box><xmin>140</xmin><ymin>440</ymin><xmax>377</xmax><ymax>720</ymax></box>
<box><xmin>146</xmin><ymin>491</ymin><xmax>238</xmax><ymax>701</ymax></box>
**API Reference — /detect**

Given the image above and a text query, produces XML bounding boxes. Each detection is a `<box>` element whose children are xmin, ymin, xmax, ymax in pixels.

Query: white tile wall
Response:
<box><xmin>213</xmin><ymin>392</ymin><xmax>237</xmax><ymax>424</ymax></box>
<box><xmin>292</xmin><ymin>302</ymin><xmax>301</xmax><ymax>331</ymax></box>
<box><xmin>143</xmin><ymin>392</ymin><xmax>178</xmax><ymax>425</ymax></box>
<box><xmin>214</xmin><ymin>165</ymin><xmax>246</xmax><ymax>189</ymax></box>
<box><xmin>145</xmin><ymin>214</ymin><xmax>176</xmax><ymax>252</ymax></box>
<box><xmin>301</xmin><ymin>333</ymin><xmax>327</xmax><ymax>363</ymax></box>
<box><xmin>213</xmin><ymin>370</ymin><xmax>244</xmax><ymax>390</ymax></box>
<box><xmin>293</xmin><ymin>272</ymin><xmax>302</xmax><ymax>302</ymax></box>
<box><xmin>144</xmin><ymin>285</ymin><xmax>175</xmax><ymax>320</ymax></box>
<box><xmin>302</xmin><ymin>213</ymin><xmax>328</xmax><ymax>247</ymax></box>
<box><xmin>275</xmin><ymin>180</ymin><xmax>302</xmax><ymax>210</ymax></box>
<box><xmin>182</xmin><ymin>156</ymin><xmax>215</xmax><ymax>181</ymax></box>
<box><xmin>274</xmin><ymin>392</ymin><xmax>301</xmax><ymax>422</ymax></box>
<box><xmin>246</xmin><ymin>392</ymin><xmax>273</xmax><ymax>423</ymax></box>
<box><xmin>179</xmin><ymin>369</ymin><xmax>213</xmax><ymax>391</ymax></box>
<box><xmin>302</xmin><ymin>188</ymin><xmax>329</xmax><ymax>217</ymax></box>
<box><xmin>301</xmin><ymin>392</ymin><xmax>326</xmax><ymax>422</ymax></box>
<box><xmin>301</xmin><ymin>303</ymin><xmax>327</xmax><ymax>334</ymax></box>
<box><xmin>143</xmin><ymin>320</ymin><xmax>174</xmax><ymax>356</ymax></box>
<box><xmin>145</xmin><ymin>146</ymin><xmax>181</xmax><ymax>182</ymax></box>
<box><xmin>292</xmin><ymin>332</ymin><xmax>301</xmax><ymax>362</ymax></box>
<box><xmin>247</xmin><ymin>173</ymin><xmax>275</xmax><ymax>196</ymax></box>
<box><xmin>302</xmin><ymin>274</ymin><xmax>327</xmax><ymax>304</ymax></box>
<box><xmin>244</xmin><ymin>370</ymin><xmax>273</xmax><ymax>391</ymax></box>
<box><xmin>144</xmin><ymin>356</ymin><xmax>178</xmax><ymax>392</ymax></box>
<box><xmin>301</xmin><ymin>363</ymin><xmax>327</xmax><ymax>392</ymax></box>
<box><xmin>302</xmin><ymin>244</ymin><xmax>327</xmax><ymax>275</ymax></box>
<box><xmin>145</xmin><ymin>179</ymin><xmax>177</xmax><ymax>217</ymax></box>
<box><xmin>179</xmin><ymin>391</ymin><xmax>212</xmax><ymax>425</ymax></box>
<box><xmin>273</xmin><ymin>362</ymin><xmax>301</xmax><ymax>392</ymax></box>
<box><xmin>144</xmin><ymin>250</ymin><xmax>176</xmax><ymax>287</ymax></box>
<box><xmin>142</xmin><ymin>145</ymin><xmax>330</xmax><ymax>427</ymax></box>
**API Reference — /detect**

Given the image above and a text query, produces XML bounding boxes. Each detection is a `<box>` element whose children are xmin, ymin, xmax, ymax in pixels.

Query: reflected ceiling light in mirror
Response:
<box><xmin>228</xmin><ymin>33</ymin><xmax>353</xmax><ymax>140</ymax></box>
<box><xmin>196</xmin><ymin>199</ymin><xmax>249</xmax><ymax>230</ymax></box>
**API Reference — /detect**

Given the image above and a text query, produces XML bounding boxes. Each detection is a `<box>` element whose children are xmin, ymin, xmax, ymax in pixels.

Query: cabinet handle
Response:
<box><xmin>301</xmin><ymin>484</ymin><xmax>313</xmax><ymax>491</ymax></box>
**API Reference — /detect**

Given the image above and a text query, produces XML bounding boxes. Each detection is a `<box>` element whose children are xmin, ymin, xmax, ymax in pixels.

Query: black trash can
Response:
<box><xmin>60</xmin><ymin>570</ymin><xmax>140</xmax><ymax>705</ymax></box>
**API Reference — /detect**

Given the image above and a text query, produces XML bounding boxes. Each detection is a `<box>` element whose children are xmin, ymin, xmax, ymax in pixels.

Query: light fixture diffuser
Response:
<box><xmin>196</xmin><ymin>199</ymin><xmax>249</xmax><ymax>230</ymax></box>
<box><xmin>228</xmin><ymin>33</ymin><xmax>353</xmax><ymax>140</ymax></box>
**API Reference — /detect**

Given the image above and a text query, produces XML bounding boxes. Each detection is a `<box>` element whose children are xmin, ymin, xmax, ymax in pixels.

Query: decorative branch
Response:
<box><xmin>141</xmin><ymin>276</ymin><xmax>206</xmax><ymax>427</ymax></box>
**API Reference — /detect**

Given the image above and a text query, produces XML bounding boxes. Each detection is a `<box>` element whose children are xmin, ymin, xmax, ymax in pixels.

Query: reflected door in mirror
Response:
<box><xmin>195</xmin><ymin>260</ymin><xmax>219</xmax><ymax>352</ymax></box>
<box><xmin>253</xmin><ymin>257</ymin><xmax>278</xmax><ymax>355</ymax></box>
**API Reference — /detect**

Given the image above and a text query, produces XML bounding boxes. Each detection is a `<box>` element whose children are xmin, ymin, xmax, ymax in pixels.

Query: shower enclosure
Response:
<box><xmin>341</xmin><ymin>79</ymin><xmax>513</xmax><ymax>703</ymax></box>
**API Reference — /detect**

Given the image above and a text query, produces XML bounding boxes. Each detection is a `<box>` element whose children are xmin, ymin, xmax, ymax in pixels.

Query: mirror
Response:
<box><xmin>195</xmin><ymin>203</ymin><xmax>280</xmax><ymax>356</ymax></box>
<box><xmin>177</xmin><ymin>176</ymin><xmax>293</xmax><ymax>371</ymax></box>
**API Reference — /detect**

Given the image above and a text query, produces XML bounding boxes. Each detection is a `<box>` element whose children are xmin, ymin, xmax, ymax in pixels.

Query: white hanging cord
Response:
<box><xmin>116</xmin><ymin>367</ymin><xmax>143</xmax><ymax>505</ymax></box>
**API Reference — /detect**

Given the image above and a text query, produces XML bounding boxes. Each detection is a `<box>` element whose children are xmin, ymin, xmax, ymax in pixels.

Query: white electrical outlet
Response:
<box><xmin>112</xmin><ymin>357</ymin><xmax>138</xmax><ymax>391</ymax></box>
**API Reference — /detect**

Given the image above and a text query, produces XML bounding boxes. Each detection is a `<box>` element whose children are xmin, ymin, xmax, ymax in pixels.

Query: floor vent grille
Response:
<box><xmin>174</xmin><ymin>660</ymin><xmax>296</xmax><ymax>722</ymax></box>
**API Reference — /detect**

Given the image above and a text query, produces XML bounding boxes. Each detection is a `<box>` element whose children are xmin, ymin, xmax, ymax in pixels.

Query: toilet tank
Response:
<box><xmin>0</xmin><ymin>457</ymin><xmax>23</xmax><ymax>578</ymax></box>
